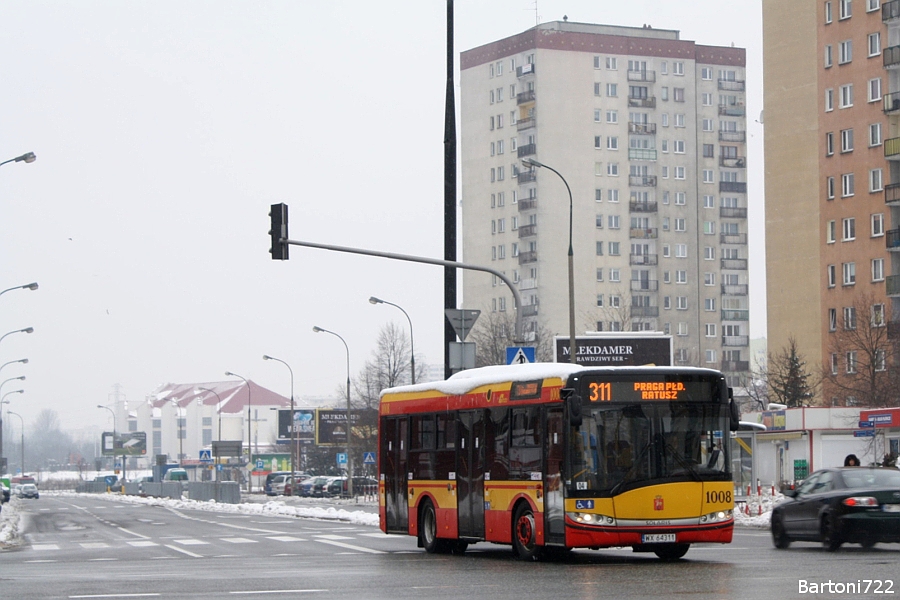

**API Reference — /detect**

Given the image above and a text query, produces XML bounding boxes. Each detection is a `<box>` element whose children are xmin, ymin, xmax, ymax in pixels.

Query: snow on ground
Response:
<box><xmin>0</xmin><ymin>498</ymin><xmax>25</xmax><ymax>549</ymax></box>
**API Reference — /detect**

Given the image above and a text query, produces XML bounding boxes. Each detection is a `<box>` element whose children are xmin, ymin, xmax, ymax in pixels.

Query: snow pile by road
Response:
<box><xmin>0</xmin><ymin>498</ymin><xmax>24</xmax><ymax>549</ymax></box>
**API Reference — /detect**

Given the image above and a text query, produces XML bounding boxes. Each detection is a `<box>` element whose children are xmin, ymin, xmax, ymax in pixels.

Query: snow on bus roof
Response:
<box><xmin>379</xmin><ymin>363</ymin><xmax>716</xmax><ymax>398</ymax></box>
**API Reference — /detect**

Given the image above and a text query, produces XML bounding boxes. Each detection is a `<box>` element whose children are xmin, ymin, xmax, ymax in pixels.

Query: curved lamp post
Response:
<box><xmin>263</xmin><ymin>354</ymin><xmax>295</xmax><ymax>493</ymax></box>
<box><xmin>0</xmin><ymin>358</ymin><xmax>28</xmax><ymax>376</ymax></box>
<box><xmin>1</xmin><ymin>390</ymin><xmax>24</xmax><ymax>468</ymax></box>
<box><xmin>369</xmin><ymin>296</ymin><xmax>416</xmax><ymax>384</ymax></box>
<box><xmin>195</xmin><ymin>387</ymin><xmax>223</xmax><ymax>482</ymax></box>
<box><xmin>522</xmin><ymin>157</ymin><xmax>576</xmax><ymax>363</ymax></box>
<box><xmin>7</xmin><ymin>410</ymin><xmax>24</xmax><ymax>475</ymax></box>
<box><xmin>170</xmin><ymin>401</ymin><xmax>185</xmax><ymax>467</ymax></box>
<box><xmin>225</xmin><ymin>371</ymin><xmax>252</xmax><ymax>493</ymax></box>
<box><xmin>0</xmin><ymin>152</ymin><xmax>37</xmax><ymax>168</ymax></box>
<box><xmin>0</xmin><ymin>327</ymin><xmax>34</xmax><ymax>346</ymax></box>
<box><xmin>312</xmin><ymin>325</ymin><xmax>354</xmax><ymax>496</ymax></box>
<box><xmin>0</xmin><ymin>282</ymin><xmax>38</xmax><ymax>299</ymax></box>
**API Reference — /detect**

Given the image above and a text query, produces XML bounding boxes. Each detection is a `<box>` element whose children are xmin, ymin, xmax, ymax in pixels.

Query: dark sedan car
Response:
<box><xmin>771</xmin><ymin>467</ymin><xmax>900</xmax><ymax>551</ymax></box>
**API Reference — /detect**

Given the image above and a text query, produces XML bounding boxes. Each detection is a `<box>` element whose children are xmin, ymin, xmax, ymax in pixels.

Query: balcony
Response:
<box><xmin>516</xmin><ymin>89</ymin><xmax>536</xmax><ymax>104</ymax></box>
<box><xmin>721</xmin><ymin>284</ymin><xmax>749</xmax><ymax>296</ymax></box>
<box><xmin>517</xmin><ymin>170</ymin><xmax>537</xmax><ymax>184</ymax></box>
<box><xmin>885</xmin><ymin>92</ymin><xmax>900</xmax><ymax>115</ymax></box>
<box><xmin>628</xmin><ymin>175</ymin><xmax>657</xmax><ymax>188</ymax></box>
<box><xmin>718</xmin><ymin>105</ymin><xmax>746</xmax><ymax>117</ymax></box>
<box><xmin>522</xmin><ymin>304</ymin><xmax>539</xmax><ymax>317</ymax></box>
<box><xmin>888</xmin><ymin>275</ymin><xmax>900</xmax><ymax>297</ymax></box>
<box><xmin>886</xmin><ymin>183</ymin><xmax>900</xmax><ymax>206</ymax></box>
<box><xmin>717</xmin><ymin>80</ymin><xmax>746</xmax><ymax>92</ymax></box>
<box><xmin>720</xmin><ymin>233</ymin><xmax>748</xmax><ymax>245</ymax></box>
<box><xmin>517</xmin><ymin>143</ymin><xmax>536</xmax><ymax>158</ymax></box>
<box><xmin>628</xmin><ymin>148</ymin><xmax>658</xmax><ymax>161</ymax></box>
<box><xmin>516</xmin><ymin>116</ymin><xmax>536</xmax><ymax>131</ymax></box>
<box><xmin>518</xmin><ymin>250</ymin><xmax>537</xmax><ymax>264</ymax></box>
<box><xmin>631</xmin><ymin>306</ymin><xmax>660</xmax><ymax>317</ymax></box>
<box><xmin>628</xmin><ymin>96</ymin><xmax>657</xmax><ymax>109</ymax></box>
<box><xmin>885</xmin><ymin>45</ymin><xmax>900</xmax><ymax>69</ymax></box>
<box><xmin>630</xmin><ymin>280</ymin><xmax>659</xmax><ymax>292</ymax></box>
<box><xmin>722</xmin><ymin>309</ymin><xmax>750</xmax><ymax>321</ymax></box>
<box><xmin>518</xmin><ymin>224</ymin><xmax>537</xmax><ymax>238</ymax></box>
<box><xmin>628</xmin><ymin>122</ymin><xmax>657</xmax><ymax>135</ymax></box>
<box><xmin>720</xmin><ymin>206</ymin><xmax>747</xmax><ymax>219</ymax></box>
<box><xmin>886</xmin><ymin>228</ymin><xmax>900</xmax><ymax>250</ymax></box>
<box><xmin>719</xmin><ymin>156</ymin><xmax>746</xmax><ymax>168</ymax></box>
<box><xmin>518</xmin><ymin>278</ymin><xmax>537</xmax><ymax>290</ymax></box>
<box><xmin>719</xmin><ymin>131</ymin><xmax>746</xmax><ymax>143</ymax></box>
<box><xmin>885</xmin><ymin>137</ymin><xmax>900</xmax><ymax>159</ymax></box>
<box><xmin>721</xmin><ymin>360</ymin><xmax>750</xmax><ymax>372</ymax></box>
<box><xmin>885</xmin><ymin>0</ymin><xmax>900</xmax><ymax>20</ymax></box>
<box><xmin>720</xmin><ymin>181</ymin><xmax>747</xmax><ymax>193</ymax></box>
<box><xmin>630</xmin><ymin>254</ymin><xmax>658</xmax><ymax>266</ymax></box>
<box><xmin>518</xmin><ymin>197</ymin><xmax>537</xmax><ymax>211</ymax></box>
<box><xmin>629</xmin><ymin>200</ymin><xmax>658</xmax><ymax>212</ymax></box>
<box><xmin>516</xmin><ymin>63</ymin><xmax>535</xmax><ymax>78</ymax></box>
<box><xmin>721</xmin><ymin>258</ymin><xmax>748</xmax><ymax>270</ymax></box>
<box><xmin>627</xmin><ymin>69</ymin><xmax>657</xmax><ymax>82</ymax></box>
<box><xmin>630</xmin><ymin>228</ymin><xmax>658</xmax><ymax>239</ymax></box>
<box><xmin>722</xmin><ymin>335</ymin><xmax>749</xmax><ymax>347</ymax></box>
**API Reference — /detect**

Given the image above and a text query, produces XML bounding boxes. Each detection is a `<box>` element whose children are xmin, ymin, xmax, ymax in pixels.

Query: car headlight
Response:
<box><xmin>699</xmin><ymin>509</ymin><xmax>733</xmax><ymax>523</ymax></box>
<box><xmin>568</xmin><ymin>512</ymin><xmax>616</xmax><ymax>526</ymax></box>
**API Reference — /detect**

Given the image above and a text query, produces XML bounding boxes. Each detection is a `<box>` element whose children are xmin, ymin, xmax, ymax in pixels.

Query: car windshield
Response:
<box><xmin>841</xmin><ymin>469</ymin><xmax>900</xmax><ymax>489</ymax></box>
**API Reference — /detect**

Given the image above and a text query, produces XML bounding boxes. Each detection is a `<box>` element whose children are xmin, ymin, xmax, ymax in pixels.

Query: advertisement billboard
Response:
<box><xmin>101</xmin><ymin>431</ymin><xmax>147</xmax><ymax>456</ymax></box>
<box><xmin>554</xmin><ymin>335</ymin><xmax>673</xmax><ymax>367</ymax></box>
<box><xmin>276</xmin><ymin>409</ymin><xmax>316</xmax><ymax>444</ymax></box>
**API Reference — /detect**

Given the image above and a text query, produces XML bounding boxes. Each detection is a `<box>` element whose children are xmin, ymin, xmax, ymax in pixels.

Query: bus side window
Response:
<box><xmin>487</xmin><ymin>408</ymin><xmax>509</xmax><ymax>480</ymax></box>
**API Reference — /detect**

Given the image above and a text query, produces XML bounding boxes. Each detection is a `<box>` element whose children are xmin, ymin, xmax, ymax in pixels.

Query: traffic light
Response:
<box><xmin>269</xmin><ymin>203</ymin><xmax>289</xmax><ymax>260</ymax></box>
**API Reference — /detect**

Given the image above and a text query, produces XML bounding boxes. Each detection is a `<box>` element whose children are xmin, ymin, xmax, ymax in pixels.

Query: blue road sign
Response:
<box><xmin>256</xmin><ymin>459</ymin><xmax>265</xmax><ymax>470</ymax></box>
<box><xmin>363</xmin><ymin>452</ymin><xmax>376</xmax><ymax>464</ymax></box>
<box><xmin>336</xmin><ymin>452</ymin><xmax>348</xmax><ymax>465</ymax></box>
<box><xmin>854</xmin><ymin>430</ymin><xmax>876</xmax><ymax>437</ymax></box>
<box><xmin>506</xmin><ymin>346</ymin><xmax>536</xmax><ymax>365</ymax></box>
<box><xmin>199</xmin><ymin>449</ymin><xmax>213</xmax><ymax>463</ymax></box>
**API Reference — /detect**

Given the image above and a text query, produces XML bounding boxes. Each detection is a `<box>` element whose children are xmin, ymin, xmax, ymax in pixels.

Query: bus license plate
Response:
<box><xmin>642</xmin><ymin>534</ymin><xmax>676</xmax><ymax>543</ymax></box>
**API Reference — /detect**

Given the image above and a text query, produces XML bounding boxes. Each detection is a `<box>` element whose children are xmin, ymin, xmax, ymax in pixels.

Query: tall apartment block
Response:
<box><xmin>764</xmin><ymin>0</ymin><xmax>892</xmax><ymax>403</ymax></box>
<box><xmin>460</xmin><ymin>21</ymin><xmax>749</xmax><ymax>383</ymax></box>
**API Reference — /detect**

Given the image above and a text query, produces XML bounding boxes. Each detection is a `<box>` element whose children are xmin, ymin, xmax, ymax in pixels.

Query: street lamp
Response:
<box><xmin>263</xmin><ymin>354</ymin><xmax>295</xmax><ymax>493</ymax></box>
<box><xmin>1</xmin><ymin>390</ymin><xmax>24</xmax><ymax>468</ymax></box>
<box><xmin>225</xmin><ymin>371</ymin><xmax>253</xmax><ymax>493</ymax></box>
<box><xmin>0</xmin><ymin>358</ymin><xmax>28</xmax><ymax>376</ymax></box>
<box><xmin>369</xmin><ymin>296</ymin><xmax>416</xmax><ymax>384</ymax></box>
<box><xmin>0</xmin><ymin>282</ymin><xmax>39</xmax><ymax>299</ymax></box>
<box><xmin>8</xmin><ymin>410</ymin><xmax>24</xmax><ymax>475</ymax></box>
<box><xmin>312</xmin><ymin>325</ymin><xmax>354</xmax><ymax>496</ymax></box>
<box><xmin>171</xmin><ymin>401</ymin><xmax>184</xmax><ymax>467</ymax></box>
<box><xmin>522</xmin><ymin>157</ymin><xmax>576</xmax><ymax>364</ymax></box>
<box><xmin>195</xmin><ymin>387</ymin><xmax>223</xmax><ymax>482</ymax></box>
<box><xmin>97</xmin><ymin>404</ymin><xmax>117</xmax><ymax>475</ymax></box>
<box><xmin>0</xmin><ymin>327</ymin><xmax>34</xmax><ymax>346</ymax></box>
<box><xmin>0</xmin><ymin>152</ymin><xmax>37</xmax><ymax>168</ymax></box>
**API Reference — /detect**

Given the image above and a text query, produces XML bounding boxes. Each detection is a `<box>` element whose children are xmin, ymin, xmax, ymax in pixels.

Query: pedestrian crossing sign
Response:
<box><xmin>506</xmin><ymin>346</ymin><xmax>535</xmax><ymax>365</ymax></box>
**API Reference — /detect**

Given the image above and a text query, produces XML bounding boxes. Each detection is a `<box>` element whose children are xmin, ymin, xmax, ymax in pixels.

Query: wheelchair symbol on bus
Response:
<box><xmin>575</xmin><ymin>500</ymin><xmax>594</xmax><ymax>510</ymax></box>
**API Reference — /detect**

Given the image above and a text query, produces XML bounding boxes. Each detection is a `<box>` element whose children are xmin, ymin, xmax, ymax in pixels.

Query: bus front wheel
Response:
<box><xmin>653</xmin><ymin>543</ymin><xmax>690</xmax><ymax>561</ymax></box>
<box><xmin>512</xmin><ymin>503</ymin><xmax>541</xmax><ymax>561</ymax></box>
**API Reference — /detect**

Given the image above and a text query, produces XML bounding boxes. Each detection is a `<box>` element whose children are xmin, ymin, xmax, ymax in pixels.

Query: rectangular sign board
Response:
<box><xmin>554</xmin><ymin>335</ymin><xmax>673</xmax><ymax>367</ymax></box>
<box><xmin>101</xmin><ymin>431</ymin><xmax>147</xmax><ymax>456</ymax></box>
<box><xmin>276</xmin><ymin>409</ymin><xmax>316</xmax><ymax>444</ymax></box>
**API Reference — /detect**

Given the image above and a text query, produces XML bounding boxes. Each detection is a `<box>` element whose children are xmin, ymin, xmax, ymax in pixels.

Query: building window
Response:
<box><xmin>673</xmin><ymin>88</ymin><xmax>685</xmax><ymax>102</ymax></box>
<box><xmin>610</xmin><ymin>268</ymin><xmax>621</xmax><ymax>282</ymax></box>
<box><xmin>596</xmin><ymin>269</ymin><xmax>603</xmax><ymax>282</ymax></box>
<box><xmin>675</xmin><ymin>218</ymin><xmax>686</xmax><ymax>232</ymax></box>
<box><xmin>826</xmin><ymin>132</ymin><xmax>835</xmax><ymax>155</ymax></box>
<box><xmin>674</xmin><ymin>140</ymin><xmax>685</xmax><ymax>154</ymax></box>
<box><xmin>677</xmin><ymin>323</ymin><xmax>688</xmax><ymax>336</ymax></box>
<box><xmin>829</xmin><ymin>308</ymin><xmax>837</xmax><ymax>331</ymax></box>
<box><xmin>875</xmin><ymin>349</ymin><xmax>886</xmax><ymax>372</ymax></box>
<box><xmin>675</xmin><ymin>270</ymin><xmax>687</xmax><ymax>284</ymax></box>
<box><xmin>873</xmin><ymin>303</ymin><xmax>886</xmax><ymax>326</ymax></box>
<box><xmin>607</xmin><ymin>136</ymin><xmax>619</xmax><ymax>150</ymax></box>
<box><xmin>595</xmin><ymin>135</ymin><xmax>602</xmax><ymax>149</ymax></box>
<box><xmin>705</xmin><ymin>298</ymin><xmax>716</xmax><ymax>312</ymax></box>
<box><xmin>841</xmin><ymin>173</ymin><xmax>855</xmax><ymax>197</ymax></box>
<box><xmin>705</xmin><ymin>349</ymin><xmax>717</xmax><ymax>364</ymax></box>
<box><xmin>676</xmin><ymin>296</ymin><xmax>687</xmax><ymax>310</ymax></box>
<box><xmin>868</xmin><ymin>78</ymin><xmax>882</xmax><ymax>102</ymax></box>
<box><xmin>872</xmin><ymin>213</ymin><xmax>885</xmax><ymax>236</ymax></box>
<box><xmin>705</xmin><ymin>323</ymin><xmax>717</xmax><ymax>338</ymax></box>
<box><xmin>846</xmin><ymin>351</ymin><xmax>857</xmax><ymax>374</ymax></box>
<box><xmin>842</xmin><ymin>217</ymin><xmax>855</xmax><ymax>241</ymax></box>
<box><xmin>869</xmin><ymin>32</ymin><xmax>881</xmax><ymax>57</ymax></box>
<box><xmin>701</xmin><ymin>67</ymin><xmax>712</xmax><ymax>80</ymax></box>
<box><xmin>705</xmin><ymin>272</ymin><xmax>716</xmax><ymax>285</ymax></box>
<box><xmin>606</xmin><ymin>57</ymin><xmax>617</xmax><ymax>70</ymax></box>
<box><xmin>842</xmin><ymin>262</ymin><xmax>856</xmax><ymax>286</ymax></box>
<box><xmin>703</xmin><ymin>221</ymin><xmax>716</xmax><ymax>235</ymax></box>
<box><xmin>844</xmin><ymin>306</ymin><xmax>857</xmax><ymax>329</ymax></box>
<box><xmin>673</xmin><ymin>61</ymin><xmax>684</xmax><ymax>75</ymax></box>
<box><xmin>704</xmin><ymin>246</ymin><xmax>716</xmax><ymax>260</ymax></box>
<box><xmin>839</xmin><ymin>40</ymin><xmax>853</xmax><ymax>64</ymax></box>
<box><xmin>828</xmin><ymin>264</ymin><xmax>837</xmax><ymax>287</ymax></box>
<box><xmin>825</xmin><ymin>88</ymin><xmax>834</xmax><ymax>112</ymax></box>
<box><xmin>826</xmin><ymin>0</ymin><xmax>833</xmax><ymax>22</ymax></box>
<box><xmin>873</xmin><ymin>257</ymin><xmax>885</xmax><ymax>281</ymax></box>
<box><xmin>606</xmin><ymin>83</ymin><xmax>618</xmax><ymax>97</ymax></box>
<box><xmin>870</xmin><ymin>122</ymin><xmax>883</xmax><ymax>146</ymax></box>
<box><xmin>827</xmin><ymin>176</ymin><xmax>835</xmax><ymax>199</ymax></box>
<box><xmin>704</xmin><ymin>195</ymin><xmax>715</xmax><ymax>208</ymax></box>
<box><xmin>831</xmin><ymin>353</ymin><xmax>839</xmax><ymax>375</ymax></box>
<box><xmin>607</xmin><ymin>163</ymin><xmax>619</xmax><ymax>176</ymax></box>
<box><xmin>839</xmin><ymin>0</ymin><xmax>852</xmax><ymax>19</ymax></box>
<box><xmin>596</xmin><ymin>294</ymin><xmax>604</xmax><ymax>306</ymax></box>
<box><xmin>840</xmin><ymin>128</ymin><xmax>853</xmax><ymax>152</ymax></box>
<box><xmin>674</xmin><ymin>113</ymin><xmax>685</xmax><ymax>127</ymax></box>
<box><xmin>608</xmin><ymin>189</ymin><xmax>619</xmax><ymax>202</ymax></box>
<box><xmin>840</xmin><ymin>84</ymin><xmax>853</xmax><ymax>108</ymax></box>
<box><xmin>827</xmin><ymin>220</ymin><xmax>836</xmax><ymax>243</ymax></box>
<box><xmin>868</xmin><ymin>0</ymin><xmax>880</xmax><ymax>10</ymax></box>
<box><xmin>674</xmin><ymin>166</ymin><xmax>686</xmax><ymax>179</ymax></box>
<box><xmin>596</xmin><ymin>241</ymin><xmax>603</xmax><ymax>256</ymax></box>
<box><xmin>825</xmin><ymin>44</ymin><xmax>834</xmax><ymax>68</ymax></box>
<box><xmin>870</xmin><ymin>168</ymin><xmax>883</xmax><ymax>192</ymax></box>
<box><xmin>675</xmin><ymin>243</ymin><xmax>687</xmax><ymax>258</ymax></box>
<box><xmin>607</xmin><ymin>110</ymin><xmax>618</xmax><ymax>124</ymax></box>
<box><xmin>609</xmin><ymin>242</ymin><xmax>621</xmax><ymax>256</ymax></box>
<box><xmin>608</xmin><ymin>215</ymin><xmax>620</xmax><ymax>229</ymax></box>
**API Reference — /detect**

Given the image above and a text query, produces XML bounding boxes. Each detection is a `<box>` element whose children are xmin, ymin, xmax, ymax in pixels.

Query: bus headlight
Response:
<box><xmin>568</xmin><ymin>512</ymin><xmax>616</xmax><ymax>526</ymax></box>
<box><xmin>699</xmin><ymin>509</ymin><xmax>733</xmax><ymax>523</ymax></box>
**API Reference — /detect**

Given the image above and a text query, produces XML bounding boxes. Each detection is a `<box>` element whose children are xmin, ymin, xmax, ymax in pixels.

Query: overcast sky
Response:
<box><xmin>0</xmin><ymin>0</ymin><xmax>764</xmax><ymax>435</ymax></box>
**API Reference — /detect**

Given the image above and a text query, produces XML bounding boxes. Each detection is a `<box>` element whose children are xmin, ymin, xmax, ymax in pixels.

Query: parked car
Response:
<box><xmin>1</xmin><ymin>482</ymin><xmax>10</xmax><ymax>503</ymax></box>
<box><xmin>326</xmin><ymin>477</ymin><xmax>378</xmax><ymax>497</ymax></box>
<box><xmin>16</xmin><ymin>483</ymin><xmax>39</xmax><ymax>499</ymax></box>
<box><xmin>298</xmin><ymin>476</ymin><xmax>336</xmax><ymax>497</ymax></box>
<box><xmin>264</xmin><ymin>471</ymin><xmax>308</xmax><ymax>496</ymax></box>
<box><xmin>163</xmin><ymin>468</ymin><xmax>188</xmax><ymax>482</ymax></box>
<box><xmin>771</xmin><ymin>466</ymin><xmax>900</xmax><ymax>551</ymax></box>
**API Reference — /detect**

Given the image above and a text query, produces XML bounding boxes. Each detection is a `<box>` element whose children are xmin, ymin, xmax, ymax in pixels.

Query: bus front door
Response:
<box><xmin>457</xmin><ymin>410</ymin><xmax>485</xmax><ymax>539</ymax></box>
<box><xmin>544</xmin><ymin>407</ymin><xmax>566</xmax><ymax>545</ymax></box>
<box><xmin>382</xmin><ymin>416</ymin><xmax>408</xmax><ymax>534</ymax></box>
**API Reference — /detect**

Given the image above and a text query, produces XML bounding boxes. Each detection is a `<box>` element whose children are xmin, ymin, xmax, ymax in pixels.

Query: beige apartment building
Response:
<box><xmin>764</xmin><ymin>0</ymin><xmax>894</xmax><ymax>403</ymax></box>
<box><xmin>460</xmin><ymin>21</ymin><xmax>749</xmax><ymax>383</ymax></box>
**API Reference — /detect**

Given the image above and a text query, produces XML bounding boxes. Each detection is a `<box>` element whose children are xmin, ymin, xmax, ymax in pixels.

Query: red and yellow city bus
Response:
<box><xmin>378</xmin><ymin>363</ymin><xmax>739</xmax><ymax>560</ymax></box>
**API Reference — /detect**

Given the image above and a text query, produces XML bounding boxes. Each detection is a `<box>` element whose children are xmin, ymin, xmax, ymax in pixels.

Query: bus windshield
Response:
<box><xmin>568</xmin><ymin>401</ymin><xmax>730</xmax><ymax>496</ymax></box>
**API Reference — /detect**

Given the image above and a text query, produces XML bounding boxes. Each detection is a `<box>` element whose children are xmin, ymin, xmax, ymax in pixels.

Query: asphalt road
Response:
<box><xmin>2</xmin><ymin>495</ymin><xmax>898</xmax><ymax>599</ymax></box>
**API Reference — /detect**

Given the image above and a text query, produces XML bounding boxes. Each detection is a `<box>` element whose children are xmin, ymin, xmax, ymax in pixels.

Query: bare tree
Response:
<box><xmin>822</xmin><ymin>293</ymin><xmax>899</xmax><ymax>407</ymax></box>
<box><xmin>468</xmin><ymin>310</ymin><xmax>555</xmax><ymax>367</ymax></box>
<box><xmin>767</xmin><ymin>336</ymin><xmax>819</xmax><ymax>407</ymax></box>
<box><xmin>352</xmin><ymin>322</ymin><xmax>414</xmax><ymax>409</ymax></box>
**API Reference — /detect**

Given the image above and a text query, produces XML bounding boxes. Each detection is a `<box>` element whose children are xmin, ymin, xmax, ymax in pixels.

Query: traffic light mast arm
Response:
<box><xmin>283</xmin><ymin>236</ymin><xmax>524</xmax><ymax>344</ymax></box>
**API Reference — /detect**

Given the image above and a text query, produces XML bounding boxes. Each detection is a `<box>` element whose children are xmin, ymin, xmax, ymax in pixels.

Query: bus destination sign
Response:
<box><xmin>585</xmin><ymin>378</ymin><xmax>717</xmax><ymax>404</ymax></box>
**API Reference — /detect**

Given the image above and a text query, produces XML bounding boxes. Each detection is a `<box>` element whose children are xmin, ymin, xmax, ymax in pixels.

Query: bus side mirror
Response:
<box><xmin>562</xmin><ymin>388</ymin><xmax>582</xmax><ymax>427</ymax></box>
<box><xmin>728</xmin><ymin>388</ymin><xmax>739</xmax><ymax>432</ymax></box>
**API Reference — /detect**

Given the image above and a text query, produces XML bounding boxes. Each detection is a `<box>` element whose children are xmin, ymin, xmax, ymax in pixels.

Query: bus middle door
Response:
<box><xmin>544</xmin><ymin>407</ymin><xmax>566</xmax><ymax>545</ymax></box>
<box><xmin>382</xmin><ymin>416</ymin><xmax>408</xmax><ymax>534</ymax></box>
<box><xmin>457</xmin><ymin>410</ymin><xmax>485</xmax><ymax>539</ymax></box>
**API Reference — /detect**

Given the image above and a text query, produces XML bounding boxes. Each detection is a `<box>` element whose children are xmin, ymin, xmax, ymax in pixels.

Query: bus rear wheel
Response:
<box><xmin>512</xmin><ymin>503</ymin><xmax>542</xmax><ymax>561</ymax></box>
<box><xmin>654</xmin><ymin>543</ymin><xmax>690</xmax><ymax>561</ymax></box>
<box><xmin>419</xmin><ymin>501</ymin><xmax>451</xmax><ymax>554</ymax></box>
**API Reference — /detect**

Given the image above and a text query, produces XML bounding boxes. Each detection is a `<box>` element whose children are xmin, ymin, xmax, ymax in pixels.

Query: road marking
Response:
<box><xmin>25</xmin><ymin>559</ymin><xmax>57</xmax><ymax>563</ymax></box>
<box><xmin>221</xmin><ymin>537</ymin><xmax>257</xmax><ymax>544</ymax></box>
<box><xmin>313</xmin><ymin>534</ymin><xmax>353</xmax><ymax>540</ymax></box>
<box><xmin>88</xmin><ymin>558</ymin><xmax>118</xmax><ymax>561</ymax></box>
<box><xmin>164</xmin><ymin>544</ymin><xmax>203</xmax><ymax>558</ymax></box>
<box><xmin>229</xmin><ymin>590</ymin><xmax>327</xmax><ymax>595</ymax></box>
<box><xmin>266</xmin><ymin>536</ymin><xmax>306</xmax><ymax>542</ymax></box>
<box><xmin>127</xmin><ymin>541</ymin><xmax>158</xmax><ymax>547</ymax></box>
<box><xmin>69</xmin><ymin>594</ymin><xmax>161</xmax><ymax>598</ymax></box>
<box><xmin>173</xmin><ymin>538</ymin><xmax>208</xmax><ymax>546</ymax></box>
<box><xmin>118</xmin><ymin>527</ymin><xmax>151</xmax><ymax>539</ymax></box>
<box><xmin>357</xmin><ymin>533</ymin><xmax>389</xmax><ymax>538</ymax></box>
<box><xmin>31</xmin><ymin>544</ymin><xmax>60</xmax><ymax>551</ymax></box>
<box><xmin>314</xmin><ymin>539</ymin><xmax>385</xmax><ymax>554</ymax></box>
<box><xmin>81</xmin><ymin>542</ymin><xmax>110</xmax><ymax>549</ymax></box>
